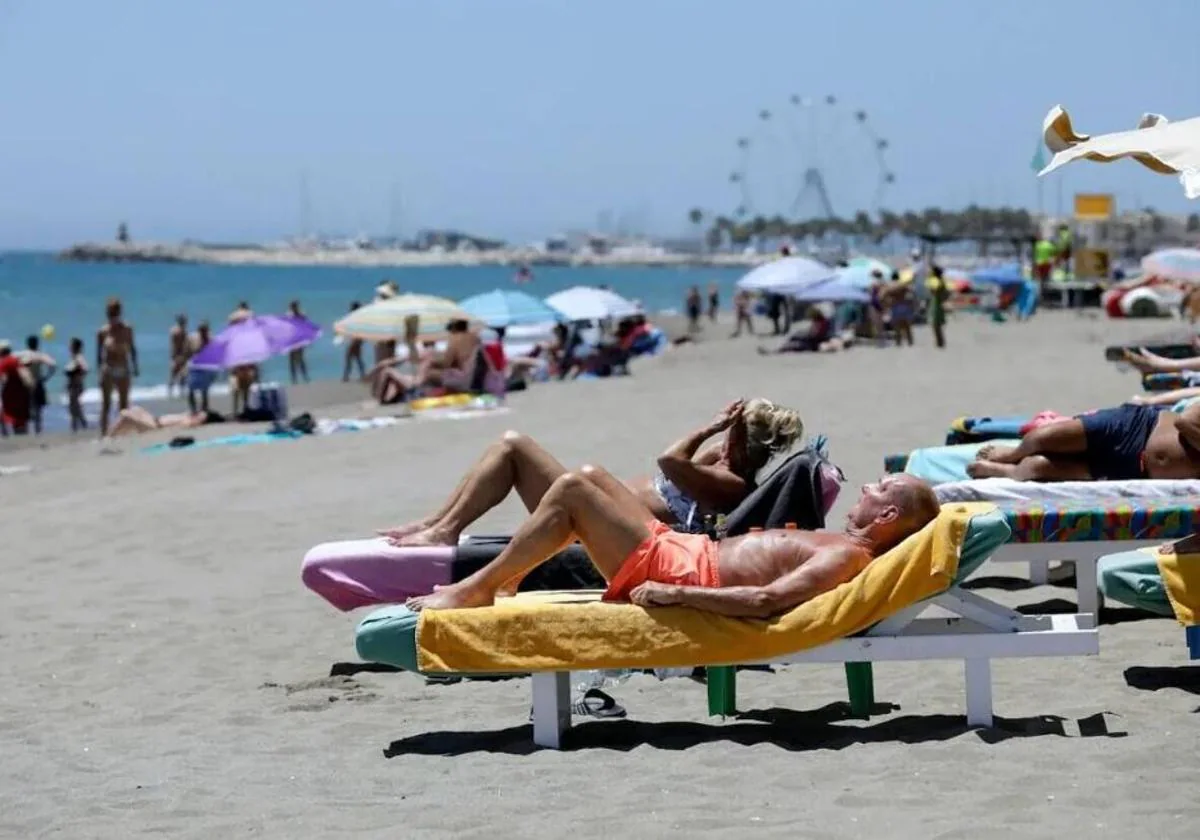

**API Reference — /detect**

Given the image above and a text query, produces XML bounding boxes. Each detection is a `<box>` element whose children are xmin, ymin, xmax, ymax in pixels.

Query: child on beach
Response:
<box><xmin>64</xmin><ymin>337</ymin><xmax>89</xmax><ymax>432</ymax></box>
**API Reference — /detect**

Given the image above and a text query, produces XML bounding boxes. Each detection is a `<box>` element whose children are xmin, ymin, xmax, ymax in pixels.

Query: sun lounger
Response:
<box><xmin>1142</xmin><ymin>372</ymin><xmax>1200</xmax><ymax>392</ymax></box>
<box><xmin>1099</xmin><ymin>544</ymin><xmax>1200</xmax><ymax>659</ymax></box>
<box><xmin>1104</xmin><ymin>330</ymin><xmax>1198</xmax><ymax>363</ymax></box>
<box><xmin>354</xmin><ymin>503</ymin><xmax>1098</xmax><ymax>748</ymax></box>
<box><xmin>304</xmin><ymin>443</ymin><xmax>842</xmax><ymax>609</ymax></box>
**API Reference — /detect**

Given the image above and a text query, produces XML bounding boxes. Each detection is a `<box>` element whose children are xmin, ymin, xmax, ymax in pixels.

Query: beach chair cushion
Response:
<box><xmin>903</xmin><ymin>441</ymin><xmax>1020</xmax><ymax>484</ymax></box>
<box><xmin>354</xmin><ymin>504</ymin><xmax>1009</xmax><ymax>676</ymax></box>
<box><xmin>935</xmin><ymin>477</ymin><xmax>1200</xmax><ymax>505</ymax></box>
<box><xmin>1097</xmin><ymin>549</ymin><xmax>1174</xmax><ymax>616</ymax></box>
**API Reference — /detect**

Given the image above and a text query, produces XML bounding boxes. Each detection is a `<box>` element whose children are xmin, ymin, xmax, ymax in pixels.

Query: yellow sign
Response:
<box><xmin>1074</xmin><ymin>193</ymin><xmax>1114</xmax><ymax>220</ymax></box>
<box><xmin>1075</xmin><ymin>247</ymin><xmax>1110</xmax><ymax>279</ymax></box>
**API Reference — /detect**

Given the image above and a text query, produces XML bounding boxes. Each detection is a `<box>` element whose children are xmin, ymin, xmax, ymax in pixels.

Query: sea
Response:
<box><xmin>0</xmin><ymin>252</ymin><xmax>746</xmax><ymax>427</ymax></box>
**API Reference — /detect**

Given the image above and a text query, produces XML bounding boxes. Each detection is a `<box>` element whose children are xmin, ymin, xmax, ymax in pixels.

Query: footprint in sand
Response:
<box><xmin>260</xmin><ymin>675</ymin><xmax>380</xmax><ymax>712</ymax></box>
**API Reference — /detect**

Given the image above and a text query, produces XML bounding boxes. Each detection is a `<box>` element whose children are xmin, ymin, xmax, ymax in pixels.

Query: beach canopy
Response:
<box><xmin>736</xmin><ymin>256</ymin><xmax>837</xmax><ymax>296</ymax></box>
<box><xmin>544</xmin><ymin>286</ymin><xmax>642</xmax><ymax>321</ymax></box>
<box><xmin>1037</xmin><ymin>105</ymin><xmax>1200</xmax><ymax>199</ymax></box>
<box><xmin>333</xmin><ymin>293</ymin><xmax>481</xmax><ymax>342</ymax></box>
<box><xmin>459</xmin><ymin>289</ymin><xmax>567</xmax><ymax>328</ymax></box>
<box><xmin>1142</xmin><ymin>248</ymin><xmax>1200</xmax><ymax>283</ymax></box>
<box><xmin>190</xmin><ymin>315</ymin><xmax>321</xmax><ymax>371</ymax></box>
<box><xmin>791</xmin><ymin>277</ymin><xmax>870</xmax><ymax>304</ymax></box>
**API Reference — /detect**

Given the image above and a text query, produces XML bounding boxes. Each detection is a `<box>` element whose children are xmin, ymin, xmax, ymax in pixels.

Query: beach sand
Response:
<box><xmin>3</xmin><ymin>309</ymin><xmax>1198</xmax><ymax>839</ymax></box>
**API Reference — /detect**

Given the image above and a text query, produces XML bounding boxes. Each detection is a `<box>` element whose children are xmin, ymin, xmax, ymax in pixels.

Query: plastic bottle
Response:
<box><xmin>713</xmin><ymin>513</ymin><xmax>728</xmax><ymax>539</ymax></box>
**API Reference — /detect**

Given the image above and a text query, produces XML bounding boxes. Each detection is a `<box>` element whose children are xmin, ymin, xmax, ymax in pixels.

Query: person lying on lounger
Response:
<box><xmin>381</xmin><ymin>398</ymin><xmax>803</xmax><ymax>546</ymax></box>
<box><xmin>966</xmin><ymin>400</ymin><xmax>1200</xmax><ymax>481</ymax></box>
<box><xmin>406</xmin><ymin>470</ymin><xmax>938</xmax><ymax>614</ymax></box>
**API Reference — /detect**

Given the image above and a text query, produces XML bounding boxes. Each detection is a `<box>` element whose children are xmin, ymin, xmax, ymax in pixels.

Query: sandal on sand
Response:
<box><xmin>528</xmin><ymin>688</ymin><xmax>627</xmax><ymax>721</ymax></box>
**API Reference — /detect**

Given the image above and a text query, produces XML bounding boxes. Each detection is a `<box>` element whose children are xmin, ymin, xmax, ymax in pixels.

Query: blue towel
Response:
<box><xmin>141</xmin><ymin>429</ymin><xmax>302</xmax><ymax>455</ymax></box>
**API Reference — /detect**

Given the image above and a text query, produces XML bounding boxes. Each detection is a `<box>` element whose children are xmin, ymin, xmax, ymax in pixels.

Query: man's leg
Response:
<box><xmin>975</xmin><ymin>418</ymin><xmax>1089</xmax><ymax>466</ymax></box>
<box><xmin>966</xmin><ymin>453</ymin><xmax>1092</xmax><ymax>481</ymax></box>
<box><xmin>407</xmin><ymin>470</ymin><xmax>651</xmax><ymax>611</ymax></box>
<box><xmin>388</xmin><ymin>432</ymin><xmax>568</xmax><ymax>546</ymax></box>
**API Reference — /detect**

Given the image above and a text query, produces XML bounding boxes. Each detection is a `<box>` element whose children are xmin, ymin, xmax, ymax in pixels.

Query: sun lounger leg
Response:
<box><xmin>963</xmin><ymin>658</ymin><xmax>994</xmax><ymax>728</ymax></box>
<box><xmin>531</xmin><ymin>672</ymin><xmax>571</xmax><ymax>749</ymax></box>
<box><xmin>1029</xmin><ymin>558</ymin><xmax>1049</xmax><ymax>585</ymax></box>
<box><xmin>706</xmin><ymin>666</ymin><xmax>737</xmax><ymax>716</ymax></box>
<box><xmin>844</xmin><ymin>662</ymin><xmax>874</xmax><ymax>718</ymax></box>
<box><xmin>1075</xmin><ymin>556</ymin><xmax>1099</xmax><ymax>617</ymax></box>
<box><xmin>1186</xmin><ymin>626</ymin><xmax>1200</xmax><ymax>660</ymax></box>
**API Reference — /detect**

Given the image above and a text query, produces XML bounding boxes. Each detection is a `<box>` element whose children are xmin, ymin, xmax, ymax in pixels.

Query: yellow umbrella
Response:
<box><xmin>333</xmin><ymin>293</ymin><xmax>482</xmax><ymax>342</ymax></box>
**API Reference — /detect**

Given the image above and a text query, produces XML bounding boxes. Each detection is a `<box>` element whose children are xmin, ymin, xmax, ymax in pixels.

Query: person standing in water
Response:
<box><xmin>21</xmin><ymin>335</ymin><xmax>57</xmax><ymax>435</ymax></box>
<box><xmin>685</xmin><ymin>286</ymin><xmax>702</xmax><ymax>333</ymax></box>
<box><xmin>96</xmin><ymin>297</ymin><xmax>138</xmax><ymax>437</ymax></box>
<box><xmin>287</xmin><ymin>299</ymin><xmax>311</xmax><ymax>384</ymax></box>
<box><xmin>64</xmin><ymin>337</ymin><xmax>89</xmax><ymax>432</ymax></box>
<box><xmin>167</xmin><ymin>314</ymin><xmax>190</xmax><ymax>397</ymax></box>
<box><xmin>187</xmin><ymin>321</ymin><xmax>214</xmax><ymax>414</ymax></box>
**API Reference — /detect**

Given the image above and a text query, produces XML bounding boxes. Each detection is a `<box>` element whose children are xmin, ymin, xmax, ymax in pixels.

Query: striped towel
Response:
<box><xmin>1038</xmin><ymin>105</ymin><xmax>1200</xmax><ymax>199</ymax></box>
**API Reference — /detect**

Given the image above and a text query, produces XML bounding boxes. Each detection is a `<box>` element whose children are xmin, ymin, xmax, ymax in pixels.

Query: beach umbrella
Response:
<box><xmin>333</xmin><ymin>293</ymin><xmax>481</xmax><ymax>342</ymax></box>
<box><xmin>459</xmin><ymin>288</ymin><xmax>567</xmax><ymax>328</ymax></box>
<box><xmin>735</xmin><ymin>256</ymin><xmax>836</xmax><ymax>295</ymax></box>
<box><xmin>791</xmin><ymin>276</ymin><xmax>871</xmax><ymax>304</ymax></box>
<box><xmin>544</xmin><ymin>286</ymin><xmax>642</xmax><ymax>321</ymax></box>
<box><xmin>1037</xmin><ymin>104</ymin><xmax>1200</xmax><ymax>199</ymax></box>
<box><xmin>190</xmin><ymin>315</ymin><xmax>321</xmax><ymax>371</ymax></box>
<box><xmin>838</xmin><ymin>258</ymin><xmax>894</xmax><ymax>289</ymax></box>
<box><xmin>1142</xmin><ymin>248</ymin><xmax>1200</xmax><ymax>283</ymax></box>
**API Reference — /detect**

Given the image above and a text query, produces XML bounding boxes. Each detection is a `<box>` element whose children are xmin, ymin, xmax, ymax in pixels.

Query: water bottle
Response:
<box><xmin>572</xmin><ymin>668</ymin><xmax>632</xmax><ymax>697</ymax></box>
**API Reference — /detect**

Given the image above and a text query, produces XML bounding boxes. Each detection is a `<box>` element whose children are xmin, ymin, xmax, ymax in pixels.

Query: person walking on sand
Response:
<box><xmin>20</xmin><ymin>335</ymin><xmax>57</xmax><ymax>435</ymax></box>
<box><xmin>685</xmin><ymin>286</ymin><xmax>702</xmax><ymax>333</ymax></box>
<box><xmin>928</xmin><ymin>265</ymin><xmax>949</xmax><ymax>349</ymax></box>
<box><xmin>707</xmin><ymin>281</ymin><xmax>720</xmax><ymax>323</ymax></box>
<box><xmin>887</xmin><ymin>271</ymin><xmax>915</xmax><ymax>347</ymax></box>
<box><xmin>286</xmin><ymin>299</ymin><xmax>311</xmax><ymax>384</ymax></box>
<box><xmin>167</xmin><ymin>313</ymin><xmax>190</xmax><ymax>398</ymax></box>
<box><xmin>64</xmin><ymin>337</ymin><xmax>89</xmax><ymax>432</ymax></box>
<box><xmin>731</xmin><ymin>289</ymin><xmax>755</xmax><ymax>337</ymax></box>
<box><xmin>96</xmin><ymin>296</ymin><xmax>138</xmax><ymax>437</ymax></box>
<box><xmin>342</xmin><ymin>301</ymin><xmax>367</xmax><ymax>382</ymax></box>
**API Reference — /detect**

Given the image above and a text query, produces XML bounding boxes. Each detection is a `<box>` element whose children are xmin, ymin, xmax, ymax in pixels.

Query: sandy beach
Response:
<box><xmin>3</xmin><ymin>309</ymin><xmax>1198</xmax><ymax>839</ymax></box>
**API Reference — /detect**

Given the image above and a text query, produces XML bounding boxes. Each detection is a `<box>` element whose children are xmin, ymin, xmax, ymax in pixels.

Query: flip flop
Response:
<box><xmin>528</xmin><ymin>688</ymin><xmax>626</xmax><ymax>721</ymax></box>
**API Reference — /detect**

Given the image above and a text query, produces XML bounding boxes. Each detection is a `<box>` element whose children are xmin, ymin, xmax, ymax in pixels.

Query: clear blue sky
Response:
<box><xmin>2</xmin><ymin>0</ymin><xmax>1198</xmax><ymax>248</ymax></box>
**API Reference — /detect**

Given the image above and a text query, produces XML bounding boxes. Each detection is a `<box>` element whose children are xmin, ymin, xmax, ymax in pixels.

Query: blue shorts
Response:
<box><xmin>1076</xmin><ymin>404</ymin><xmax>1164</xmax><ymax>480</ymax></box>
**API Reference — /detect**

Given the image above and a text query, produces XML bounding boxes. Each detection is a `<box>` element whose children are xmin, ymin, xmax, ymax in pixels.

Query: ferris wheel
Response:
<box><xmin>728</xmin><ymin>95</ymin><xmax>895</xmax><ymax>221</ymax></box>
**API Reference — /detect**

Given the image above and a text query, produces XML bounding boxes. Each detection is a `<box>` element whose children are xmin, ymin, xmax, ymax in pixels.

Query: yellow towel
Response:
<box><xmin>1156</xmin><ymin>547</ymin><xmax>1200</xmax><ymax>626</ymax></box>
<box><xmin>416</xmin><ymin>503</ymin><xmax>989</xmax><ymax>674</ymax></box>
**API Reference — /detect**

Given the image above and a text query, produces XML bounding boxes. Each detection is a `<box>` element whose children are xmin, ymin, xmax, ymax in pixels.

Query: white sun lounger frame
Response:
<box><xmin>528</xmin><ymin>588</ymin><xmax>1098</xmax><ymax>749</ymax></box>
<box><xmin>990</xmin><ymin>539</ymin><xmax>1162</xmax><ymax>616</ymax></box>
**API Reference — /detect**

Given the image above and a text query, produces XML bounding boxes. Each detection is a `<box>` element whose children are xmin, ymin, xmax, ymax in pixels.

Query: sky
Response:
<box><xmin>1</xmin><ymin>0</ymin><xmax>1199</xmax><ymax>248</ymax></box>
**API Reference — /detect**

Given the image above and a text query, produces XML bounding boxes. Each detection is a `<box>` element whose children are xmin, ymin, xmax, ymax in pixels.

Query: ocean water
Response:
<box><xmin>0</xmin><ymin>252</ymin><xmax>745</xmax><ymax>407</ymax></box>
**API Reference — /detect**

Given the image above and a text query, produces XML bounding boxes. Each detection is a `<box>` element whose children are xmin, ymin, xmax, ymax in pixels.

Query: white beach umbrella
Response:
<box><xmin>544</xmin><ymin>286</ymin><xmax>642</xmax><ymax>321</ymax></box>
<box><xmin>1037</xmin><ymin>104</ymin><xmax>1200</xmax><ymax>199</ymax></box>
<box><xmin>735</xmin><ymin>256</ymin><xmax>837</xmax><ymax>296</ymax></box>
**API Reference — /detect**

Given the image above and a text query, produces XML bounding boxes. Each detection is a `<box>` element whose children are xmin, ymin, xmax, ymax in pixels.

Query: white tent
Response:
<box><xmin>544</xmin><ymin>286</ymin><xmax>642</xmax><ymax>321</ymax></box>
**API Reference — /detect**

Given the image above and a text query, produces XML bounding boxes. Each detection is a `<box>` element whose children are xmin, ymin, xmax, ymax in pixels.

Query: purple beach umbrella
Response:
<box><xmin>189</xmin><ymin>315</ymin><xmax>322</xmax><ymax>370</ymax></box>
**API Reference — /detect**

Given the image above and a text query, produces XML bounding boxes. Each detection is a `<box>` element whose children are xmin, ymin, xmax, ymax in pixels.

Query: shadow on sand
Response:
<box><xmin>382</xmin><ymin>701</ymin><xmax>1125</xmax><ymax>757</ymax></box>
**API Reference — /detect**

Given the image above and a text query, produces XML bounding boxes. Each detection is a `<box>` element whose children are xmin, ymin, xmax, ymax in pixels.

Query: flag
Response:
<box><xmin>1030</xmin><ymin>136</ymin><xmax>1048</xmax><ymax>173</ymax></box>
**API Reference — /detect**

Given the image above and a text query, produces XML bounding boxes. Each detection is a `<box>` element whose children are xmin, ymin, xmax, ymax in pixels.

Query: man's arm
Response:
<box><xmin>129</xmin><ymin>327</ymin><xmax>139</xmax><ymax>376</ymax></box>
<box><xmin>633</xmin><ymin>546</ymin><xmax>863</xmax><ymax>618</ymax></box>
<box><xmin>1175</xmin><ymin>399</ymin><xmax>1200</xmax><ymax>452</ymax></box>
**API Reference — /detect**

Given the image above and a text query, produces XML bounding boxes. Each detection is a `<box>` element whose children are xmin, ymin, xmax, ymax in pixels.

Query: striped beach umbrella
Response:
<box><xmin>1142</xmin><ymin>248</ymin><xmax>1200</xmax><ymax>283</ymax></box>
<box><xmin>333</xmin><ymin>293</ymin><xmax>481</xmax><ymax>342</ymax></box>
<box><xmin>459</xmin><ymin>289</ymin><xmax>567</xmax><ymax>328</ymax></box>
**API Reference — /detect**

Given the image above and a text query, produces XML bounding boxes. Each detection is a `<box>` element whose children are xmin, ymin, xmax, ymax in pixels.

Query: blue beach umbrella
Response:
<box><xmin>459</xmin><ymin>289</ymin><xmax>567</xmax><ymax>328</ymax></box>
<box><xmin>791</xmin><ymin>277</ymin><xmax>871</xmax><ymax>303</ymax></box>
<box><xmin>735</xmin><ymin>256</ymin><xmax>836</xmax><ymax>295</ymax></box>
<box><xmin>838</xmin><ymin>257</ymin><xmax>894</xmax><ymax>289</ymax></box>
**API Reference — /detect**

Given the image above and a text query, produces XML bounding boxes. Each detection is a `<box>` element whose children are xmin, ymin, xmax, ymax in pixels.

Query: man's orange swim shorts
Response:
<box><xmin>603</xmin><ymin>520</ymin><xmax>722</xmax><ymax>602</ymax></box>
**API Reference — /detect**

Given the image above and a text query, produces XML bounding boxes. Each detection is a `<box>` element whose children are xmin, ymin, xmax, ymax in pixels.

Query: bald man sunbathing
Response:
<box><xmin>406</xmin><ymin>470</ymin><xmax>940</xmax><ymax>618</ymax></box>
